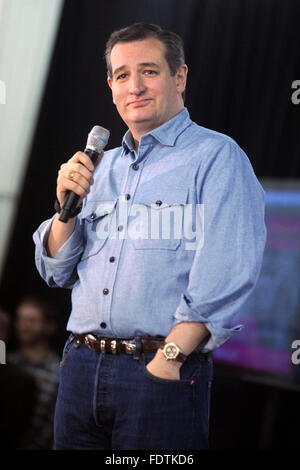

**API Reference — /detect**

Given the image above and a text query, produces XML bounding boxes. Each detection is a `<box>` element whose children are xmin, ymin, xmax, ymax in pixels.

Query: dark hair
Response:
<box><xmin>105</xmin><ymin>23</ymin><xmax>186</xmax><ymax>100</ymax></box>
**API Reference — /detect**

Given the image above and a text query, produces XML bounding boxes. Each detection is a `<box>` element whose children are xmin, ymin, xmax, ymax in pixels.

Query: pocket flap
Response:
<box><xmin>134</xmin><ymin>187</ymin><xmax>188</xmax><ymax>210</ymax></box>
<box><xmin>81</xmin><ymin>199</ymin><xmax>117</xmax><ymax>222</ymax></box>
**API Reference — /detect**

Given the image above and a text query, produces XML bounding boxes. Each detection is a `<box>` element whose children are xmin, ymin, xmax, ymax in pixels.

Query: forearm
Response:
<box><xmin>146</xmin><ymin>321</ymin><xmax>209</xmax><ymax>379</ymax></box>
<box><xmin>164</xmin><ymin>321</ymin><xmax>209</xmax><ymax>356</ymax></box>
<box><xmin>46</xmin><ymin>213</ymin><xmax>77</xmax><ymax>258</ymax></box>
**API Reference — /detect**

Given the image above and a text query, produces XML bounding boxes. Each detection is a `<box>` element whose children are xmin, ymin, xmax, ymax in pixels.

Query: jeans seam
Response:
<box><xmin>93</xmin><ymin>353</ymin><xmax>103</xmax><ymax>427</ymax></box>
<box><xmin>59</xmin><ymin>335</ymin><xmax>76</xmax><ymax>368</ymax></box>
<box><xmin>105</xmin><ymin>357</ymin><xmax>114</xmax><ymax>426</ymax></box>
<box><xmin>207</xmin><ymin>380</ymin><xmax>212</xmax><ymax>436</ymax></box>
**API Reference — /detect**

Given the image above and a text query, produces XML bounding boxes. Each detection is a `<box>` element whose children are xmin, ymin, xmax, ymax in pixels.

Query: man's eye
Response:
<box><xmin>117</xmin><ymin>73</ymin><xmax>128</xmax><ymax>80</ymax></box>
<box><xmin>144</xmin><ymin>70</ymin><xmax>157</xmax><ymax>75</ymax></box>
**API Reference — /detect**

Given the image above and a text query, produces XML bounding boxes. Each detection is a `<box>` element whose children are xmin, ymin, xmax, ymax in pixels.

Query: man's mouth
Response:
<box><xmin>127</xmin><ymin>99</ymin><xmax>152</xmax><ymax>107</ymax></box>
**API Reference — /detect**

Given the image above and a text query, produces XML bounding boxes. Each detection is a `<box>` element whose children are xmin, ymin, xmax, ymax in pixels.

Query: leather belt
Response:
<box><xmin>75</xmin><ymin>334</ymin><xmax>165</xmax><ymax>355</ymax></box>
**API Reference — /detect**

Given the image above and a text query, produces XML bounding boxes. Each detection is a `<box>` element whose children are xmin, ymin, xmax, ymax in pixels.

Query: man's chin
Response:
<box><xmin>127</xmin><ymin>111</ymin><xmax>158</xmax><ymax>126</ymax></box>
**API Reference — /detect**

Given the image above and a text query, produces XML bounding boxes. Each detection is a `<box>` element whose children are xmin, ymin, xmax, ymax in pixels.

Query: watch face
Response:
<box><xmin>164</xmin><ymin>343</ymin><xmax>179</xmax><ymax>359</ymax></box>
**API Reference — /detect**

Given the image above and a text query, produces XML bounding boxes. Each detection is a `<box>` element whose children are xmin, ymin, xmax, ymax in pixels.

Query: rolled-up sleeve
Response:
<box><xmin>173</xmin><ymin>141</ymin><xmax>267</xmax><ymax>352</ymax></box>
<box><xmin>32</xmin><ymin>215</ymin><xmax>84</xmax><ymax>288</ymax></box>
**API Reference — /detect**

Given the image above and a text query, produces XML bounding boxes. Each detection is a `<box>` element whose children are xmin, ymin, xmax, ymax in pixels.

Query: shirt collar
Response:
<box><xmin>121</xmin><ymin>107</ymin><xmax>192</xmax><ymax>155</ymax></box>
<box><xmin>122</xmin><ymin>129</ymin><xmax>135</xmax><ymax>154</ymax></box>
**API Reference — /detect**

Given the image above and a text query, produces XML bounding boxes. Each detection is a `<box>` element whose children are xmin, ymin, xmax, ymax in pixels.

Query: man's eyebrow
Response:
<box><xmin>112</xmin><ymin>62</ymin><xmax>161</xmax><ymax>77</ymax></box>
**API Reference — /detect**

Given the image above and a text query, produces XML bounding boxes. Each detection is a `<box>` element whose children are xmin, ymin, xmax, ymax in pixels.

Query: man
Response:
<box><xmin>33</xmin><ymin>23</ymin><xmax>266</xmax><ymax>450</ymax></box>
<box><xmin>9</xmin><ymin>296</ymin><xmax>59</xmax><ymax>449</ymax></box>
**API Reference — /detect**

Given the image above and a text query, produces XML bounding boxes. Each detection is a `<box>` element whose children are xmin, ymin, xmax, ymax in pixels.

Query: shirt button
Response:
<box><xmin>109</xmin><ymin>256</ymin><xmax>115</xmax><ymax>262</ymax></box>
<box><xmin>103</xmin><ymin>288</ymin><xmax>109</xmax><ymax>295</ymax></box>
<box><xmin>90</xmin><ymin>212</ymin><xmax>96</xmax><ymax>219</ymax></box>
<box><xmin>125</xmin><ymin>194</ymin><xmax>131</xmax><ymax>200</ymax></box>
<box><xmin>132</xmin><ymin>163</ymin><xmax>139</xmax><ymax>171</ymax></box>
<box><xmin>155</xmin><ymin>200</ymin><xmax>162</xmax><ymax>206</ymax></box>
<box><xmin>118</xmin><ymin>225</ymin><xmax>123</xmax><ymax>231</ymax></box>
<box><xmin>100</xmin><ymin>322</ymin><xmax>107</xmax><ymax>329</ymax></box>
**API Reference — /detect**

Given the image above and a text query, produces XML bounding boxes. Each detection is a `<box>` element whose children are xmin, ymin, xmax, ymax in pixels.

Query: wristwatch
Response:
<box><xmin>159</xmin><ymin>341</ymin><xmax>187</xmax><ymax>363</ymax></box>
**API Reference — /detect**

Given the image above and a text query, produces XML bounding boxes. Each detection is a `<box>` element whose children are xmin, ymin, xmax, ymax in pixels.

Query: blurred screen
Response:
<box><xmin>212</xmin><ymin>179</ymin><xmax>300</xmax><ymax>390</ymax></box>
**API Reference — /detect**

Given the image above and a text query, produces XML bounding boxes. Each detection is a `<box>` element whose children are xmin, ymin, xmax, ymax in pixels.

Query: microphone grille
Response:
<box><xmin>86</xmin><ymin>125</ymin><xmax>110</xmax><ymax>152</ymax></box>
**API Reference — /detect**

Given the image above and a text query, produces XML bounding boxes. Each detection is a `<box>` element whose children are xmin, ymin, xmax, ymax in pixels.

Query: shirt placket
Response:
<box><xmin>97</xmin><ymin>144</ymin><xmax>151</xmax><ymax>336</ymax></box>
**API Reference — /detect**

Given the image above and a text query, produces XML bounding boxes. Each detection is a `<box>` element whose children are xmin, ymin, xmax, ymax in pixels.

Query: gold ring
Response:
<box><xmin>68</xmin><ymin>171</ymin><xmax>75</xmax><ymax>180</ymax></box>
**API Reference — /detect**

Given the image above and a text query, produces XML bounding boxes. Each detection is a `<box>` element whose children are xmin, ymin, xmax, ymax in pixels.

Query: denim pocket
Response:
<box><xmin>59</xmin><ymin>334</ymin><xmax>76</xmax><ymax>368</ymax></box>
<box><xmin>139</xmin><ymin>352</ymin><xmax>199</xmax><ymax>386</ymax></box>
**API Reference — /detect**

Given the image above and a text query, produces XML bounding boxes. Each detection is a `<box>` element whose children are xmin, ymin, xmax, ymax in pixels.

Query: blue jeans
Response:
<box><xmin>54</xmin><ymin>335</ymin><xmax>213</xmax><ymax>450</ymax></box>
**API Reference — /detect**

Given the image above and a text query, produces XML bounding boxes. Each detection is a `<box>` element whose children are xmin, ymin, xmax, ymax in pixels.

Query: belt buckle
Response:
<box><xmin>125</xmin><ymin>343</ymin><xmax>136</xmax><ymax>355</ymax></box>
<box><xmin>85</xmin><ymin>334</ymin><xmax>96</xmax><ymax>349</ymax></box>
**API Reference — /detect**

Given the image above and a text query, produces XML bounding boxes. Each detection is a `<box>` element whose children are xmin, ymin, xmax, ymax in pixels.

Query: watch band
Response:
<box><xmin>159</xmin><ymin>341</ymin><xmax>187</xmax><ymax>363</ymax></box>
<box><xmin>54</xmin><ymin>197</ymin><xmax>82</xmax><ymax>218</ymax></box>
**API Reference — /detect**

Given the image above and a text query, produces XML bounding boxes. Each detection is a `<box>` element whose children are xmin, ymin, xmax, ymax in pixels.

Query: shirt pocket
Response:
<box><xmin>130</xmin><ymin>187</ymin><xmax>188</xmax><ymax>251</ymax></box>
<box><xmin>80</xmin><ymin>199</ymin><xmax>117</xmax><ymax>260</ymax></box>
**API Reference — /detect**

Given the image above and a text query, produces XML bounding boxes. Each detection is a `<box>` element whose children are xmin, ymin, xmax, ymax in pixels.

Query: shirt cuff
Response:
<box><xmin>34</xmin><ymin>214</ymin><xmax>84</xmax><ymax>261</ymax></box>
<box><xmin>173</xmin><ymin>305</ymin><xmax>243</xmax><ymax>353</ymax></box>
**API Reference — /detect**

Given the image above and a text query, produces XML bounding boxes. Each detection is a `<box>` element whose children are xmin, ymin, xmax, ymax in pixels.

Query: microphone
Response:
<box><xmin>59</xmin><ymin>125</ymin><xmax>110</xmax><ymax>223</ymax></box>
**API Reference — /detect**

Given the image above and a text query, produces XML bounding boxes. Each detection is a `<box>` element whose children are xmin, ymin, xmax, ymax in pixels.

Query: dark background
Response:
<box><xmin>1</xmin><ymin>0</ymin><xmax>300</xmax><ymax>449</ymax></box>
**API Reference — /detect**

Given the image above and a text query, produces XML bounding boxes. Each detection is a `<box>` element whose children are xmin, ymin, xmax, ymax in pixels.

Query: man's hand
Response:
<box><xmin>57</xmin><ymin>150</ymin><xmax>104</xmax><ymax>206</ymax></box>
<box><xmin>47</xmin><ymin>150</ymin><xmax>104</xmax><ymax>258</ymax></box>
<box><xmin>146</xmin><ymin>348</ymin><xmax>182</xmax><ymax>380</ymax></box>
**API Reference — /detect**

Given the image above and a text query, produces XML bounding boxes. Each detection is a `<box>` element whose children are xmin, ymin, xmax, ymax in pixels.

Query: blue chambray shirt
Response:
<box><xmin>33</xmin><ymin>108</ymin><xmax>266</xmax><ymax>352</ymax></box>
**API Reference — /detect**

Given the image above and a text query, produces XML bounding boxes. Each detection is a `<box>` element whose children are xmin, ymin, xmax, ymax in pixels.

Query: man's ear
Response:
<box><xmin>176</xmin><ymin>64</ymin><xmax>188</xmax><ymax>94</ymax></box>
<box><xmin>107</xmin><ymin>76</ymin><xmax>116</xmax><ymax>104</ymax></box>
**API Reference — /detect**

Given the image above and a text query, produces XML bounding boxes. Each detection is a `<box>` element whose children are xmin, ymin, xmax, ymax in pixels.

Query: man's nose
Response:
<box><xmin>129</xmin><ymin>73</ymin><xmax>146</xmax><ymax>94</ymax></box>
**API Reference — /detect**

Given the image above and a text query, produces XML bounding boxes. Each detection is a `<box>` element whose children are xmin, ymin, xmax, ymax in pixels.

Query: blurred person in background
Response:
<box><xmin>8</xmin><ymin>296</ymin><xmax>59</xmax><ymax>450</ymax></box>
<box><xmin>0</xmin><ymin>306</ymin><xmax>37</xmax><ymax>450</ymax></box>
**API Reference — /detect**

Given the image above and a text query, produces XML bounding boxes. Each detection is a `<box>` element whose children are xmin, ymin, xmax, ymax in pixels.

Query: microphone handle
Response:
<box><xmin>58</xmin><ymin>148</ymin><xmax>100</xmax><ymax>223</ymax></box>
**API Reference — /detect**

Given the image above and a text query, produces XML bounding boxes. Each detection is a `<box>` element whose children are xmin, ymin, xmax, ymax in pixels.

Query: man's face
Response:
<box><xmin>107</xmin><ymin>38</ymin><xmax>187</xmax><ymax>136</ymax></box>
<box><xmin>15</xmin><ymin>304</ymin><xmax>47</xmax><ymax>346</ymax></box>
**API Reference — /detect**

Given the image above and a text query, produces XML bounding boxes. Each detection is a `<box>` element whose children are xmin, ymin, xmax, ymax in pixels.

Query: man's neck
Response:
<box><xmin>133</xmin><ymin>137</ymin><xmax>139</xmax><ymax>152</ymax></box>
<box><xmin>129</xmin><ymin>106</ymin><xmax>184</xmax><ymax>152</ymax></box>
